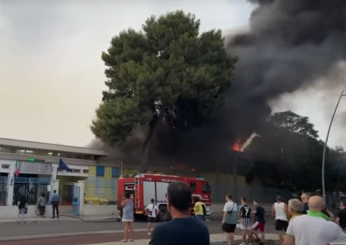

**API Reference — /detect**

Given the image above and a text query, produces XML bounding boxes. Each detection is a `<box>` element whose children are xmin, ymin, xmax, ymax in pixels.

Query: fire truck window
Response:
<box><xmin>190</xmin><ymin>182</ymin><xmax>196</xmax><ymax>192</ymax></box>
<box><xmin>202</xmin><ymin>182</ymin><xmax>209</xmax><ymax>193</ymax></box>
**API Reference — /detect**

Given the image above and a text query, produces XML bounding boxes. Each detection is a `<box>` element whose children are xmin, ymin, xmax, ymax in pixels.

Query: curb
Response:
<box><xmin>0</xmin><ymin>215</ymin><xmax>120</xmax><ymax>224</ymax></box>
<box><xmin>0</xmin><ymin>231</ymin><xmax>279</xmax><ymax>243</ymax></box>
<box><xmin>59</xmin><ymin>215</ymin><xmax>120</xmax><ymax>223</ymax></box>
<box><xmin>0</xmin><ymin>229</ymin><xmax>148</xmax><ymax>242</ymax></box>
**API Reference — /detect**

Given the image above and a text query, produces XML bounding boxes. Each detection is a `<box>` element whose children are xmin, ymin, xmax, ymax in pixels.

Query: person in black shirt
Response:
<box><xmin>17</xmin><ymin>195</ymin><xmax>28</xmax><ymax>224</ymax></box>
<box><xmin>149</xmin><ymin>182</ymin><xmax>210</xmax><ymax>245</ymax></box>
<box><xmin>301</xmin><ymin>192</ymin><xmax>310</xmax><ymax>214</ymax></box>
<box><xmin>336</xmin><ymin>201</ymin><xmax>346</xmax><ymax>230</ymax></box>
<box><xmin>252</xmin><ymin>200</ymin><xmax>266</xmax><ymax>243</ymax></box>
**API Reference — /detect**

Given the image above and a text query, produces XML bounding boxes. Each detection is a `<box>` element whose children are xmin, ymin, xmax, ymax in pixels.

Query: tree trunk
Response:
<box><xmin>138</xmin><ymin>150</ymin><xmax>150</xmax><ymax>173</ymax></box>
<box><xmin>138</xmin><ymin>108</ymin><xmax>166</xmax><ymax>173</ymax></box>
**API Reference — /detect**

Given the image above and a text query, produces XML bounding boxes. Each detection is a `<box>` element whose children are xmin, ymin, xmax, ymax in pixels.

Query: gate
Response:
<box><xmin>0</xmin><ymin>177</ymin><xmax>7</xmax><ymax>205</ymax></box>
<box><xmin>71</xmin><ymin>184</ymin><xmax>80</xmax><ymax>216</ymax></box>
<box><xmin>13</xmin><ymin>177</ymin><xmax>50</xmax><ymax>205</ymax></box>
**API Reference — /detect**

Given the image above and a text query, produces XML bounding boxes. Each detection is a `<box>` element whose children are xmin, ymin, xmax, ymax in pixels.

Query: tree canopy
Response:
<box><xmin>91</xmin><ymin>11</ymin><xmax>236</xmax><ymax>171</ymax></box>
<box><xmin>246</xmin><ymin>111</ymin><xmax>343</xmax><ymax>192</ymax></box>
<box><xmin>267</xmin><ymin>110</ymin><xmax>319</xmax><ymax>139</ymax></box>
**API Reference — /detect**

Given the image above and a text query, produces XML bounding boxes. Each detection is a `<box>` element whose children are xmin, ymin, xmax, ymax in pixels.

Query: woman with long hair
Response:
<box><xmin>121</xmin><ymin>192</ymin><xmax>134</xmax><ymax>242</ymax></box>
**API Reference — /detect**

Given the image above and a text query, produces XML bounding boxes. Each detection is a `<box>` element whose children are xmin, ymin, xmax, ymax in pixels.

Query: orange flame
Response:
<box><xmin>229</xmin><ymin>132</ymin><xmax>261</xmax><ymax>153</ymax></box>
<box><xmin>231</xmin><ymin>140</ymin><xmax>241</xmax><ymax>152</ymax></box>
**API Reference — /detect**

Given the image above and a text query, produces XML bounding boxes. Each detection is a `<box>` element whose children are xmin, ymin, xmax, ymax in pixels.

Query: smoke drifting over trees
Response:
<box><xmin>93</xmin><ymin>0</ymin><xmax>346</xmax><ymax>167</ymax></box>
<box><xmin>231</xmin><ymin>0</ymin><xmax>346</xmax><ymax>99</ymax></box>
<box><xmin>222</xmin><ymin>0</ymin><xmax>346</xmax><ymax>143</ymax></box>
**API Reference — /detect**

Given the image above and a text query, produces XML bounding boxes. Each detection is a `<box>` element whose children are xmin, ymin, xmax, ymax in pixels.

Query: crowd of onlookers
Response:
<box><xmin>118</xmin><ymin>182</ymin><xmax>346</xmax><ymax>245</ymax></box>
<box><xmin>120</xmin><ymin>181</ymin><xmax>210</xmax><ymax>244</ymax></box>
<box><xmin>283</xmin><ymin>193</ymin><xmax>346</xmax><ymax>245</ymax></box>
<box><xmin>220</xmin><ymin>192</ymin><xmax>346</xmax><ymax>245</ymax></box>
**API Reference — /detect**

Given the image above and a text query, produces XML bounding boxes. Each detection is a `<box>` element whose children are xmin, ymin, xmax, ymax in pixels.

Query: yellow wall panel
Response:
<box><xmin>123</xmin><ymin>168</ymin><xmax>136</xmax><ymax>175</ymax></box>
<box><xmin>84</xmin><ymin>166</ymin><xmax>116</xmax><ymax>203</ymax></box>
<box><xmin>103</xmin><ymin>167</ymin><xmax>112</xmax><ymax>201</ymax></box>
<box><xmin>104</xmin><ymin>167</ymin><xmax>111</xmax><ymax>179</ymax></box>
<box><xmin>88</xmin><ymin>166</ymin><xmax>96</xmax><ymax>176</ymax></box>
<box><xmin>85</xmin><ymin>166</ymin><xmax>96</xmax><ymax>201</ymax></box>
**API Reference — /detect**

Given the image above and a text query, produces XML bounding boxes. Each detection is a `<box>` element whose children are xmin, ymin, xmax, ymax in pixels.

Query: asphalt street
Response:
<box><xmin>0</xmin><ymin>214</ymin><xmax>277</xmax><ymax>239</ymax></box>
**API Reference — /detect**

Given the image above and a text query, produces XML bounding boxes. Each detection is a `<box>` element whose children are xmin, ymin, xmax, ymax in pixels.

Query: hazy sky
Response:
<box><xmin>0</xmin><ymin>0</ymin><xmax>345</xmax><ymax>148</ymax></box>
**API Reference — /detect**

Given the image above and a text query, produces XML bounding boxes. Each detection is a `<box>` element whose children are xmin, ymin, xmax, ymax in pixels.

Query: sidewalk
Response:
<box><xmin>79</xmin><ymin>233</ymin><xmax>278</xmax><ymax>245</ymax></box>
<box><xmin>0</xmin><ymin>215</ymin><xmax>118</xmax><ymax>223</ymax></box>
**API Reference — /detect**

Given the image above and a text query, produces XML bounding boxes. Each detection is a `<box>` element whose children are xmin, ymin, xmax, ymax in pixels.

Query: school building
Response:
<box><xmin>0</xmin><ymin>137</ymin><xmax>124</xmax><ymax>218</ymax></box>
<box><xmin>0</xmin><ymin>137</ymin><xmax>291</xmax><ymax>219</ymax></box>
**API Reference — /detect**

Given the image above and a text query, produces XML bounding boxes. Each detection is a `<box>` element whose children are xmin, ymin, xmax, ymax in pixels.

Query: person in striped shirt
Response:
<box><xmin>238</xmin><ymin>197</ymin><xmax>252</xmax><ymax>245</ymax></box>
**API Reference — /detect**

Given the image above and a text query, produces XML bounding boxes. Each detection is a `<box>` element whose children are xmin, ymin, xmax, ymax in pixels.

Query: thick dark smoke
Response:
<box><xmin>93</xmin><ymin>0</ymin><xmax>346</xmax><ymax>169</ymax></box>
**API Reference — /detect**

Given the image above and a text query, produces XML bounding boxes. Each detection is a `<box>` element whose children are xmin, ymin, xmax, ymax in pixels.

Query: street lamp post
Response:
<box><xmin>322</xmin><ymin>90</ymin><xmax>345</xmax><ymax>201</ymax></box>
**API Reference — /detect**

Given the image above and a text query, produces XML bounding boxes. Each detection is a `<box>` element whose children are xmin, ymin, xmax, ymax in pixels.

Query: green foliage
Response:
<box><xmin>246</xmin><ymin>111</ymin><xmax>342</xmax><ymax>192</ymax></box>
<box><xmin>91</xmin><ymin>11</ymin><xmax>235</xmax><ymax>170</ymax></box>
<box><xmin>268</xmin><ymin>110</ymin><xmax>319</xmax><ymax>139</ymax></box>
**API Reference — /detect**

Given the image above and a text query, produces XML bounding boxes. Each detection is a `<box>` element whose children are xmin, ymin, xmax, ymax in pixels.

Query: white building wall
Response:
<box><xmin>0</xmin><ymin>205</ymin><xmax>53</xmax><ymax>219</ymax></box>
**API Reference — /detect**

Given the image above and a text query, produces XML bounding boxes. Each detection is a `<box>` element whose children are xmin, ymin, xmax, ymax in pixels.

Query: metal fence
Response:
<box><xmin>0</xmin><ymin>177</ymin><xmax>7</xmax><ymax>205</ymax></box>
<box><xmin>13</xmin><ymin>177</ymin><xmax>51</xmax><ymax>205</ymax></box>
<box><xmin>84</xmin><ymin>177</ymin><xmax>117</xmax><ymax>205</ymax></box>
<box><xmin>210</xmin><ymin>184</ymin><xmax>293</xmax><ymax>203</ymax></box>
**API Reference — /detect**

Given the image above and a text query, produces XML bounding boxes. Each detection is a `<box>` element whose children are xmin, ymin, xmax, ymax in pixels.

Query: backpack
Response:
<box><xmin>224</xmin><ymin>203</ymin><xmax>237</xmax><ymax>224</ymax></box>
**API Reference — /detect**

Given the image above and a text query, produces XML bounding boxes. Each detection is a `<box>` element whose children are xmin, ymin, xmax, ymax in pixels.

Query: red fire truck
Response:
<box><xmin>117</xmin><ymin>173</ymin><xmax>212</xmax><ymax>221</ymax></box>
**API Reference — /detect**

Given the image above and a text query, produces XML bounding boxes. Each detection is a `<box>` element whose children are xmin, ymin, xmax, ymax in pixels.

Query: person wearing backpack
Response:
<box><xmin>145</xmin><ymin>198</ymin><xmax>159</xmax><ymax>235</ymax></box>
<box><xmin>222</xmin><ymin>194</ymin><xmax>238</xmax><ymax>245</ymax></box>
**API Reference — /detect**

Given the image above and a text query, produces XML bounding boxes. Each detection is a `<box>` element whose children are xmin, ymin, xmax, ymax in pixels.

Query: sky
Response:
<box><xmin>0</xmin><ymin>0</ymin><xmax>345</xmax><ymax>148</ymax></box>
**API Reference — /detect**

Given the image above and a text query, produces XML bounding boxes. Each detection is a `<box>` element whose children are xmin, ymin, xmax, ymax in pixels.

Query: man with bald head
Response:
<box><xmin>284</xmin><ymin>196</ymin><xmax>346</xmax><ymax>245</ymax></box>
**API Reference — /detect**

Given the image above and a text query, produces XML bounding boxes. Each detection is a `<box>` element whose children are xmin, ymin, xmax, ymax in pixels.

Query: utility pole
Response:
<box><xmin>322</xmin><ymin>90</ymin><xmax>345</xmax><ymax>201</ymax></box>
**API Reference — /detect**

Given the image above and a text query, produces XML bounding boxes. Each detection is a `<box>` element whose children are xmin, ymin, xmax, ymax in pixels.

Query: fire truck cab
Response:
<box><xmin>117</xmin><ymin>173</ymin><xmax>212</xmax><ymax>221</ymax></box>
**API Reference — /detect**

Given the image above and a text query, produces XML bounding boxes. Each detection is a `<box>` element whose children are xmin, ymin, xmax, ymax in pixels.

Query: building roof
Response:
<box><xmin>0</xmin><ymin>137</ymin><xmax>109</xmax><ymax>156</ymax></box>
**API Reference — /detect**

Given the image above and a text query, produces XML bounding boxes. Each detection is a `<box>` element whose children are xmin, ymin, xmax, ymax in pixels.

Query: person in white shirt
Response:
<box><xmin>222</xmin><ymin>194</ymin><xmax>238</xmax><ymax>245</ymax></box>
<box><xmin>284</xmin><ymin>196</ymin><xmax>346</xmax><ymax>245</ymax></box>
<box><xmin>271</xmin><ymin>196</ymin><xmax>288</xmax><ymax>244</ymax></box>
<box><xmin>145</xmin><ymin>198</ymin><xmax>160</xmax><ymax>235</ymax></box>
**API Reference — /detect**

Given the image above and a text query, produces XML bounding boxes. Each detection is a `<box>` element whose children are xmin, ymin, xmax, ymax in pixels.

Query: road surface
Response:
<box><xmin>0</xmin><ymin>215</ymin><xmax>277</xmax><ymax>245</ymax></box>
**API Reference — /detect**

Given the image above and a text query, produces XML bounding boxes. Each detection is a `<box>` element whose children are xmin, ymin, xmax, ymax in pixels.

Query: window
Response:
<box><xmin>82</xmin><ymin>155</ymin><xmax>93</xmax><ymax>160</ymax></box>
<box><xmin>96</xmin><ymin>166</ymin><xmax>105</xmax><ymax>176</ymax></box>
<box><xmin>112</xmin><ymin>167</ymin><xmax>120</xmax><ymax>177</ymax></box>
<box><xmin>75</xmin><ymin>154</ymin><xmax>83</xmax><ymax>159</ymax></box>
<box><xmin>190</xmin><ymin>182</ymin><xmax>196</xmax><ymax>192</ymax></box>
<box><xmin>0</xmin><ymin>146</ymin><xmax>11</xmax><ymax>153</ymax></box>
<box><xmin>18</xmin><ymin>149</ymin><xmax>33</xmax><ymax>154</ymax></box>
<box><xmin>202</xmin><ymin>182</ymin><xmax>210</xmax><ymax>194</ymax></box>
<box><xmin>95</xmin><ymin>177</ymin><xmax>103</xmax><ymax>194</ymax></box>
<box><xmin>83</xmin><ymin>169</ymin><xmax>89</xmax><ymax>174</ymax></box>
